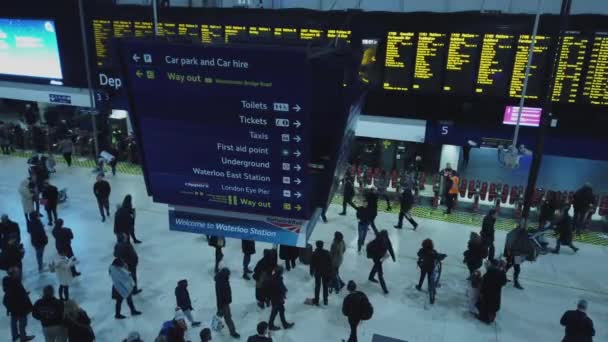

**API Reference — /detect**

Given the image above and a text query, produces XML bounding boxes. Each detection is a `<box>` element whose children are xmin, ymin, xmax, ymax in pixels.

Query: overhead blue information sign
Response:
<box><xmin>120</xmin><ymin>41</ymin><xmax>312</xmax><ymax>219</ymax></box>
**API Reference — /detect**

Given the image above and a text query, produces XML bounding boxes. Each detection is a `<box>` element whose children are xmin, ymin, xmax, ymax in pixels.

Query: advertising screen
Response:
<box><xmin>503</xmin><ymin>106</ymin><xmax>541</xmax><ymax>127</ymax></box>
<box><xmin>0</xmin><ymin>18</ymin><xmax>63</xmax><ymax>80</ymax></box>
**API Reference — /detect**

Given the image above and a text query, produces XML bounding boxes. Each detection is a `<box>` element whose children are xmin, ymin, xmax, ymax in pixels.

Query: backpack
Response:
<box><xmin>366</xmin><ymin>239</ymin><xmax>380</xmax><ymax>259</ymax></box>
<box><xmin>359</xmin><ymin>293</ymin><xmax>373</xmax><ymax>320</ymax></box>
<box><xmin>158</xmin><ymin>320</ymin><xmax>175</xmax><ymax>337</ymax></box>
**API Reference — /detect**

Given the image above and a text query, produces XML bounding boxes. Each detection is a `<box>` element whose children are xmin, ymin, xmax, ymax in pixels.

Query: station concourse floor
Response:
<box><xmin>0</xmin><ymin>155</ymin><xmax>606</xmax><ymax>342</ymax></box>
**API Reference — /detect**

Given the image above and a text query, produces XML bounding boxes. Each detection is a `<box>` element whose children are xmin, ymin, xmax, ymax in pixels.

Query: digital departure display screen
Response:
<box><xmin>475</xmin><ymin>33</ymin><xmax>516</xmax><ymax>96</ymax></box>
<box><xmin>509</xmin><ymin>35</ymin><xmax>550</xmax><ymax>99</ymax></box>
<box><xmin>383</xmin><ymin>31</ymin><xmax>415</xmax><ymax>91</ymax></box>
<box><xmin>274</xmin><ymin>27</ymin><xmax>298</xmax><ymax>41</ymax></box>
<box><xmin>503</xmin><ymin>106</ymin><xmax>542</xmax><ymax>127</ymax></box>
<box><xmin>249</xmin><ymin>26</ymin><xmax>273</xmax><ymax>42</ymax></box>
<box><xmin>551</xmin><ymin>32</ymin><xmax>589</xmax><ymax>103</ymax></box>
<box><xmin>413</xmin><ymin>32</ymin><xmax>448</xmax><ymax>93</ymax></box>
<box><xmin>134</xmin><ymin>21</ymin><xmax>154</xmax><ymax>37</ymax></box>
<box><xmin>443</xmin><ymin>33</ymin><xmax>482</xmax><ymax>95</ymax></box>
<box><xmin>224</xmin><ymin>25</ymin><xmax>247</xmax><ymax>43</ymax></box>
<box><xmin>201</xmin><ymin>24</ymin><xmax>224</xmax><ymax>44</ymax></box>
<box><xmin>0</xmin><ymin>18</ymin><xmax>63</xmax><ymax>80</ymax></box>
<box><xmin>582</xmin><ymin>32</ymin><xmax>608</xmax><ymax>105</ymax></box>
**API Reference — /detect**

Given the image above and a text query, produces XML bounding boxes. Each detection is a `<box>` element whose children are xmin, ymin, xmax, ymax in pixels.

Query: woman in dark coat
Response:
<box><xmin>477</xmin><ymin>260</ymin><xmax>507</xmax><ymax>324</ymax></box>
<box><xmin>2</xmin><ymin>267</ymin><xmax>35</xmax><ymax>341</ymax></box>
<box><xmin>553</xmin><ymin>209</ymin><xmax>579</xmax><ymax>254</ymax></box>
<box><xmin>464</xmin><ymin>232</ymin><xmax>487</xmax><ymax>278</ymax></box>
<box><xmin>114</xmin><ymin>195</ymin><xmax>140</xmax><ymax>243</ymax></box>
<box><xmin>279</xmin><ymin>245</ymin><xmax>299</xmax><ymax>271</ymax></box>
<box><xmin>26</xmin><ymin>212</ymin><xmax>48</xmax><ymax>272</ymax></box>
<box><xmin>253</xmin><ymin>250</ymin><xmax>275</xmax><ymax>309</ymax></box>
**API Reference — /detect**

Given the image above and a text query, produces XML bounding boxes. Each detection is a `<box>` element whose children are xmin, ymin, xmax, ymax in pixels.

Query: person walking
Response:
<box><xmin>175</xmin><ymin>279</ymin><xmax>201</xmax><ymax>326</ymax></box>
<box><xmin>52</xmin><ymin>219</ymin><xmax>80</xmax><ymax>277</ymax></box>
<box><xmin>214</xmin><ymin>268</ymin><xmax>240</xmax><ymax>338</ymax></box>
<box><xmin>310</xmin><ymin>240</ymin><xmax>332</xmax><ymax>306</ymax></box>
<box><xmin>366</xmin><ymin>230</ymin><xmax>396</xmax><ymax>294</ymax></box>
<box><xmin>114</xmin><ymin>233</ymin><xmax>142</xmax><ymax>295</ymax></box>
<box><xmin>560</xmin><ymin>299</ymin><xmax>595</xmax><ymax>342</ymax></box>
<box><xmin>0</xmin><ymin>214</ymin><xmax>21</xmax><ymax>249</ymax></box>
<box><xmin>115</xmin><ymin>195</ymin><xmax>140</xmax><ymax>243</ymax></box>
<box><xmin>354</xmin><ymin>200</ymin><xmax>373</xmax><ymax>253</ymax></box>
<box><xmin>41</xmin><ymin>180</ymin><xmax>59</xmax><ymax>226</ymax></box>
<box><xmin>93</xmin><ymin>174</ymin><xmax>111</xmax><ymax>222</ymax></box>
<box><xmin>480</xmin><ymin>209</ymin><xmax>497</xmax><ymax>261</ymax></box>
<box><xmin>339</xmin><ymin>172</ymin><xmax>355</xmax><ymax>216</ymax></box>
<box><xmin>394</xmin><ymin>186</ymin><xmax>418</xmax><ymax>230</ymax></box>
<box><xmin>504</xmin><ymin>223</ymin><xmax>528</xmax><ymax>290</ymax></box>
<box><xmin>32</xmin><ymin>285</ymin><xmax>66</xmax><ymax>342</ymax></box>
<box><xmin>366</xmin><ymin>190</ymin><xmax>380</xmax><ymax>234</ymax></box>
<box><xmin>253</xmin><ymin>250</ymin><xmax>275</xmax><ymax>309</ymax></box>
<box><xmin>476</xmin><ymin>260</ymin><xmax>507</xmax><ymax>324</ymax></box>
<box><xmin>416</xmin><ymin>239</ymin><xmax>440</xmax><ymax>294</ymax></box>
<box><xmin>572</xmin><ymin>183</ymin><xmax>595</xmax><ymax>236</ymax></box>
<box><xmin>375</xmin><ymin>170</ymin><xmax>392</xmax><ymax>211</ymax></box>
<box><xmin>329</xmin><ymin>232</ymin><xmax>346</xmax><ymax>294</ymax></box>
<box><xmin>59</xmin><ymin>138</ymin><xmax>74</xmax><ymax>167</ymax></box>
<box><xmin>109</xmin><ymin>257</ymin><xmax>141</xmax><ymax>319</ymax></box>
<box><xmin>247</xmin><ymin>322</ymin><xmax>273</xmax><ymax>342</ymax></box>
<box><xmin>50</xmin><ymin>249</ymin><xmax>78</xmax><ymax>301</ymax></box>
<box><xmin>553</xmin><ymin>207</ymin><xmax>579</xmax><ymax>254</ymax></box>
<box><xmin>63</xmin><ymin>300</ymin><xmax>95</xmax><ymax>342</ymax></box>
<box><xmin>342</xmin><ymin>281</ymin><xmax>372</xmax><ymax>342</ymax></box>
<box><xmin>26</xmin><ymin>212</ymin><xmax>47</xmax><ymax>272</ymax></box>
<box><xmin>538</xmin><ymin>193</ymin><xmax>557</xmax><ymax>230</ymax></box>
<box><xmin>209</xmin><ymin>235</ymin><xmax>225</xmax><ymax>274</ymax></box>
<box><xmin>3</xmin><ymin>267</ymin><xmax>35</xmax><ymax>341</ymax></box>
<box><xmin>267</xmin><ymin>266</ymin><xmax>294</xmax><ymax>331</ymax></box>
<box><xmin>279</xmin><ymin>244</ymin><xmax>299</xmax><ymax>272</ymax></box>
<box><xmin>463</xmin><ymin>232</ymin><xmax>486</xmax><ymax>279</ymax></box>
<box><xmin>242</xmin><ymin>239</ymin><xmax>256</xmax><ymax>280</ymax></box>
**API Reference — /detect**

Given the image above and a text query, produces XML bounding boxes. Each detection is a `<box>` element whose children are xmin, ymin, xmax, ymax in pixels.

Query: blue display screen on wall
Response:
<box><xmin>0</xmin><ymin>18</ymin><xmax>63</xmax><ymax>80</ymax></box>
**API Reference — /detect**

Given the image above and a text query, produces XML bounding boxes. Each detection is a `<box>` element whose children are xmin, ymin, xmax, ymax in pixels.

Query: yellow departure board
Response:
<box><xmin>509</xmin><ymin>35</ymin><xmax>550</xmax><ymax>99</ymax></box>
<box><xmin>383</xmin><ymin>31</ymin><xmax>415</xmax><ymax>91</ymax></box>
<box><xmin>201</xmin><ymin>24</ymin><xmax>223</xmax><ymax>44</ymax></box>
<box><xmin>249</xmin><ymin>26</ymin><xmax>272</xmax><ymax>41</ymax></box>
<box><xmin>134</xmin><ymin>21</ymin><xmax>154</xmax><ymax>37</ymax></box>
<box><xmin>328</xmin><ymin>29</ymin><xmax>351</xmax><ymax>43</ymax></box>
<box><xmin>551</xmin><ymin>32</ymin><xmax>588</xmax><ymax>103</ymax></box>
<box><xmin>178</xmin><ymin>24</ymin><xmax>199</xmax><ymax>39</ymax></box>
<box><xmin>413</xmin><ymin>32</ymin><xmax>448</xmax><ymax>92</ymax></box>
<box><xmin>224</xmin><ymin>25</ymin><xmax>247</xmax><ymax>43</ymax></box>
<box><xmin>300</xmin><ymin>28</ymin><xmax>325</xmax><ymax>42</ymax></box>
<box><xmin>443</xmin><ymin>33</ymin><xmax>481</xmax><ymax>94</ymax></box>
<box><xmin>92</xmin><ymin>19</ymin><xmax>112</xmax><ymax>67</ymax></box>
<box><xmin>475</xmin><ymin>33</ymin><xmax>516</xmax><ymax>96</ymax></box>
<box><xmin>274</xmin><ymin>27</ymin><xmax>298</xmax><ymax>40</ymax></box>
<box><xmin>582</xmin><ymin>33</ymin><xmax>608</xmax><ymax>105</ymax></box>
<box><xmin>112</xmin><ymin>20</ymin><xmax>133</xmax><ymax>38</ymax></box>
<box><xmin>158</xmin><ymin>22</ymin><xmax>178</xmax><ymax>37</ymax></box>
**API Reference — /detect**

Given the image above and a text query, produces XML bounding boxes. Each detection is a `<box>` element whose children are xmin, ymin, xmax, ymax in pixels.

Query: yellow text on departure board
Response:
<box><xmin>509</xmin><ymin>35</ymin><xmax>550</xmax><ymax>99</ymax></box>
<box><xmin>582</xmin><ymin>34</ymin><xmax>608</xmax><ymax>105</ymax></box>
<box><xmin>551</xmin><ymin>33</ymin><xmax>588</xmax><ymax>103</ymax></box>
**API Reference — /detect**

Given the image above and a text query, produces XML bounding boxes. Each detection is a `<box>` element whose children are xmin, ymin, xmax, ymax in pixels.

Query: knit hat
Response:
<box><xmin>124</xmin><ymin>332</ymin><xmax>142</xmax><ymax>342</ymax></box>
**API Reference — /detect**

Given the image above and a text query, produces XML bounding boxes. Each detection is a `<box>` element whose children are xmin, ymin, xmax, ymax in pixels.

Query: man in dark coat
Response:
<box><xmin>279</xmin><ymin>245</ymin><xmax>299</xmax><ymax>271</ymax></box>
<box><xmin>52</xmin><ymin>219</ymin><xmax>80</xmax><ymax>277</ymax></box>
<box><xmin>26</xmin><ymin>212</ymin><xmax>47</xmax><ymax>272</ymax></box>
<box><xmin>553</xmin><ymin>209</ymin><xmax>579</xmax><ymax>254</ymax></box>
<box><xmin>480</xmin><ymin>209</ymin><xmax>497</xmax><ymax>261</ymax></box>
<box><xmin>365</xmin><ymin>190</ymin><xmax>380</xmax><ymax>234</ymax></box>
<box><xmin>93</xmin><ymin>174</ymin><xmax>111</xmax><ymax>222</ymax></box>
<box><xmin>367</xmin><ymin>230</ymin><xmax>396</xmax><ymax>294</ymax></box>
<box><xmin>267</xmin><ymin>266</ymin><xmax>294</xmax><ymax>331</ymax></box>
<box><xmin>342</xmin><ymin>281</ymin><xmax>368</xmax><ymax>342</ymax></box>
<box><xmin>560</xmin><ymin>299</ymin><xmax>595</xmax><ymax>342</ymax></box>
<box><xmin>464</xmin><ymin>233</ymin><xmax>486</xmax><ymax>278</ymax></box>
<box><xmin>41</xmin><ymin>180</ymin><xmax>59</xmax><ymax>226</ymax></box>
<box><xmin>572</xmin><ymin>183</ymin><xmax>595</xmax><ymax>235</ymax></box>
<box><xmin>3</xmin><ymin>267</ymin><xmax>35</xmax><ymax>341</ymax></box>
<box><xmin>247</xmin><ymin>322</ymin><xmax>273</xmax><ymax>342</ymax></box>
<box><xmin>175</xmin><ymin>279</ymin><xmax>201</xmax><ymax>327</ymax></box>
<box><xmin>394</xmin><ymin>186</ymin><xmax>418</xmax><ymax>230</ymax></box>
<box><xmin>253</xmin><ymin>250</ymin><xmax>276</xmax><ymax>309</ymax></box>
<box><xmin>339</xmin><ymin>172</ymin><xmax>355</xmax><ymax>216</ymax></box>
<box><xmin>0</xmin><ymin>214</ymin><xmax>21</xmax><ymax>249</ymax></box>
<box><xmin>310</xmin><ymin>240</ymin><xmax>332</xmax><ymax>306</ymax></box>
<box><xmin>1</xmin><ymin>238</ymin><xmax>25</xmax><ymax>276</ymax></box>
<box><xmin>242</xmin><ymin>239</ymin><xmax>256</xmax><ymax>280</ymax></box>
<box><xmin>32</xmin><ymin>285</ymin><xmax>66</xmax><ymax>341</ymax></box>
<box><xmin>114</xmin><ymin>233</ymin><xmax>141</xmax><ymax>295</ymax></box>
<box><xmin>214</xmin><ymin>268</ymin><xmax>239</xmax><ymax>338</ymax></box>
<box><xmin>477</xmin><ymin>260</ymin><xmax>507</xmax><ymax>324</ymax></box>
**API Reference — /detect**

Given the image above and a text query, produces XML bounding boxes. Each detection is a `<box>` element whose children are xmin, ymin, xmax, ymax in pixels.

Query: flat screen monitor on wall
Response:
<box><xmin>503</xmin><ymin>105</ymin><xmax>541</xmax><ymax>127</ymax></box>
<box><xmin>0</xmin><ymin>18</ymin><xmax>63</xmax><ymax>82</ymax></box>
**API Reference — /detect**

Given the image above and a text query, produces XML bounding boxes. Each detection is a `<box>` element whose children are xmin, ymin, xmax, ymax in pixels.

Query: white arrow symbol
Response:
<box><xmin>295</xmin><ymin>191</ymin><xmax>302</xmax><ymax>198</ymax></box>
<box><xmin>132</xmin><ymin>54</ymin><xmax>141</xmax><ymax>62</ymax></box>
<box><xmin>293</xmin><ymin>150</ymin><xmax>301</xmax><ymax>158</ymax></box>
<box><xmin>294</xmin><ymin>178</ymin><xmax>302</xmax><ymax>185</ymax></box>
<box><xmin>294</xmin><ymin>135</ymin><xmax>302</xmax><ymax>143</ymax></box>
<box><xmin>292</xmin><ymin>104</ymin><xmax>301</xmax><ymax>112</ymax></box>
<box><xmin>294</xmin><ymin>164</ymin><xmax>302</xmax><ymax>171</ymax></box>
<box><xmin>293</xmin><ymin>120</ymin><xmax>301</xmax><ymax>128</ymax></box>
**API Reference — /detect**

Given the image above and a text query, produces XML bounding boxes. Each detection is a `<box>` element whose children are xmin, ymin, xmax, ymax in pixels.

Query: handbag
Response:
<box><xmin>211</xmin><ymin>315</ymin><xmax>224</xmax><ymax>332</ymax></box>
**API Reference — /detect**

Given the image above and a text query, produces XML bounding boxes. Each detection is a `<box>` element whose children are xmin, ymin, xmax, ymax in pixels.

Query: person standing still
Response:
<box><xmin>329</xmin><ymin>232</ymin><xmax>346</xmax><ymax>294</ymax></box>
<box><xmin>52</xmin><ymin>219</ymin><xmax>80</xmax><ymax>277</ymax></box>
<box><xmin>41</xmin><ymin>180</ymin><xmax>59</xmax><ymax>226</ymax></box>
<box><xmin>267</xmin><ymin>266</ymin><xmax>294</xmax><ymax>331</ymax></box>
<box><xmin>115</xmin><ymin>195</ymin><xmax>140</xmax><ymax>244</ymax></box>
<box><xmin>50</xmin><ymin>249</ymin><xmax>78</xmax><ymax>301</ymax></box>
<box><xmin>560</xmin><ymin>300</ymin><xmax>595</xmax><ymax>342</ymax></box>
<box><xmin>214</xmin><ymin>268</ymin><xmax>240</xmax><ymax>338</ymax></box>
<box><xmin>339</xmin><ymin>172</ymin><xmax>355</xmax><ymax>216</ymax></box>
<box><xmin>3</xmin><ymin>267</ymin><xmax>35</xmax><ymax>341</ymax></box>
<box><xmin>480</xmin><ymin>209</ymin><xmax>497</xmax><ymax>261</ymax></box>
<box><xmin>93</xmin><ymin>174</ymin><xmax>111</xmax><ymax>222</ymax></box>
<box><xmin>242</xmin><ymin>239</ymin><xmax>256</xmax><ymax>280</ymax></box>
<box><xmin>445</xmin><ymin>171</ymin><xmax>459</xmax><ymax>214</ymax></box>
<box><xmin>59</xmin><ymin>138</ymin><xmax>74</xmax><ymax>167</ymax></box>
<box><xmin>32</xmin><ymin>285</ymin><xmax>66</xmax><ymax>342</ymax></box>
<box><xmin>310</xmin><ymin>240</ymin><xmax>332</xmax><ymax>306</ymax></box>
<box><xmin>26</xmin><ymin>212</ymin><xmax>48</xmax><ymax>272</ymax></box>
<box><xmin>572</xmin><ymin>183</ymin><xmax>595</xmax><ymax>236</ymax></box>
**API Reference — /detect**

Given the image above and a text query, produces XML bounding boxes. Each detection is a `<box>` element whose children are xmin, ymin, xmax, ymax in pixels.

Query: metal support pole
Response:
<box><xmin>77</xmin><ymin>0</ymin><xmax>99</xmax><ymax>157</ymax></box>
<box><xmin>512</xmin><ymin>0</ymin><xmax>543</xmax><ymax>147</ymax></box>
<box><xmin>521</xmin><ymin>0</ymin><xmax>572</xmax><ymax>221</ymax></box>
<box><xmin>153</xmin><ymin>0</ymin><xmax>159</xmax><ymax>36</ymax></box>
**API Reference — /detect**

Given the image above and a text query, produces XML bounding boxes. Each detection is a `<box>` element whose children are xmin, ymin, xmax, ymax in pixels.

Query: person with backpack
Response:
<box><xmin>50</xmin><ymin>249</ymin><xmax>78</xmax><ymax>301</ymax></box>
<box><xmin>367</xmin><ymin>230</ymin><xmax>395</xmax><ymax>294</ymax></box>
<box><xmin>267</xmin><ymin>266</ymin><xmax>294</xmax><ymax>331</ymax></box>
<box><xmin>480</xmin><ymin>209</ymin><xmax>497</xmax><ymax>261</ymax></box>
<box><xmin>209</xmin><ymin>235</ymin><xmax>226</xmax><ymax>274</ymax></box>
<box><xmin>32</xmin><ymin>285</ymin><xmax>66</xmax><ymax>342</ymax></box>
<box><xmin>247</xmin><ymin>321</ymin><xmax>273</xmax><ymax>342</ymax></box>
<box><xmin>41</xmin><ymin>180</ymin><xmax>59</xmax><ymax>227</ymax></box>
<box><xmin>329</xmin><ymin>232</ymin><xmax>346</xmax><ymax>294</ymax></box>
<box><xmin>115</xmin><ymin>195</ymin><xmax>140</xmax><ymax>244</ymax></box>
<box><xmin>63</xmin><ymin>300</ymin><xmax>95</xmax><ymax>342</ymax></box>
<box><xmin>214</xmin><ymin>268</ymin><xmax>240</xmax><ymax>338</ymax></box>
<box><xmin>342</xmin><ymin>281</ymin><xmax>372</xmax><ymax>342</ymax></box>
<box><xmin>158</xmin><ymin>310</ymin><xmax>189</xmax><ymax>342</ymax></box>
<box><xmin>109</xmin><ymin>257</ymin><xmax>141</xmax><ymax>319</ymax></box>
<box><xmin>26</xmin><ymin>212</ymin><xmax>47</xmax><ymax>272</ymax></box>
<box><xmin>310</xmin><ymin>240</ymin><xmax>333</xmax><ymax>306</ymax></box>
<box><xmin>3</xmin><ymin>267</ymin><xmax>35</xmax><ymax>341</ymax></box>
<box><xmin>394</xmin><ymin>185</ymin><xmax>418</xmax><ymax>230</ymax></box>
<box><xmin>175</xmin><ymin>279</ymin><xmax>201</xmax><ymax>327</ymax></box>
<box><xmin>338</xmin><ymin>172</ymin><xmax>355</xmax><ymax>216</ymax></box>
<box><xmin>52</xmin><ymin>219</ymin><xmax>80</xmax><ymax>277</ymax></box>
<box><xmin>93</xmin><ymin>173</ymin><xmax>111</xmax><ymax>222</ymax></box>
<box><xmin>242</xmin><ymin>239</ymin><xmax>256</xmax><ymax>280</ymax></box>
<box><xmin>114</xmin><ymin>233</ymin><xmax>142</xmax><ymax>295</ymax></box>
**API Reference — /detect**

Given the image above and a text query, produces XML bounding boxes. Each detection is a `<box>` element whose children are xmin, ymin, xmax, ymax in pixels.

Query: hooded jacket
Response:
<box><xmin>175</xmin><ymin>280</ymin><xmax>193</xmax><ymax>311</ymax></box>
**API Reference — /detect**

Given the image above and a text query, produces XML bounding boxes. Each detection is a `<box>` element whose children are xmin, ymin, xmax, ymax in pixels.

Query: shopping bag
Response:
<box><xmin>211</xmin><ymin>315</ymin><xmax>224</xmax><ymax>332</ymax></box>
